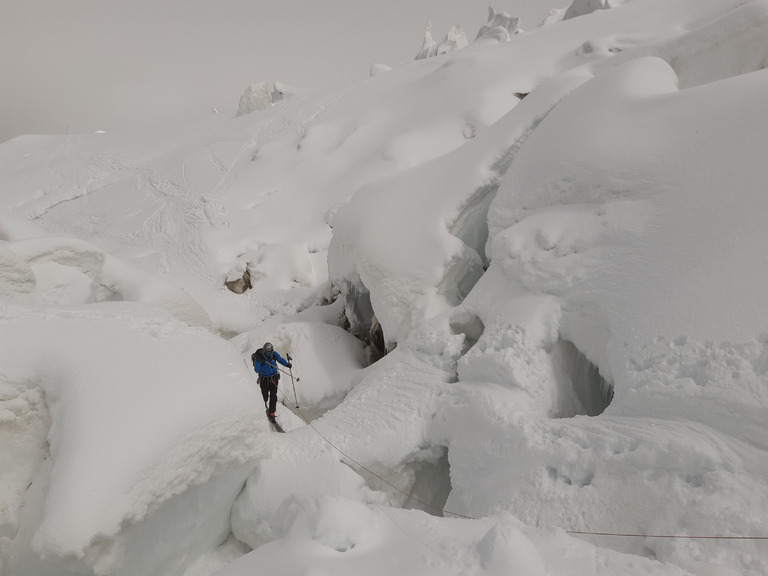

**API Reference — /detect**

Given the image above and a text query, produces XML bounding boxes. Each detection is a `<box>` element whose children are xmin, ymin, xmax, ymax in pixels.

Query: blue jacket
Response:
<box><xmin>253</xmin><ymin>349</ymin><xmax>289</xmax><ymax>378</ymax></box>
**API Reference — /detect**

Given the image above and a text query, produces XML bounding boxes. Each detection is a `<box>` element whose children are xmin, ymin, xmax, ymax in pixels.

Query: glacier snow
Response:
<box><xmin>2</xmin><ymin>1</ymin><xmax>768</xmax><ymax>575</ymax></box>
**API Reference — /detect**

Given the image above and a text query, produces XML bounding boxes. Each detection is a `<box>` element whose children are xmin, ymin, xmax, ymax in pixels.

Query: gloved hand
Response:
<box><xmin>287</xmin><ymin>362</ymin><xmax>292</xmax><ymax>368</ymax></box>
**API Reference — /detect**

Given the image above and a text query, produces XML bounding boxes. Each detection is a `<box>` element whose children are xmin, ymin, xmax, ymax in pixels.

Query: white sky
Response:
<box><xmin>0</xmin><ymin>0</ymin><xmax>562</xmax><ymax>142</ymax></box>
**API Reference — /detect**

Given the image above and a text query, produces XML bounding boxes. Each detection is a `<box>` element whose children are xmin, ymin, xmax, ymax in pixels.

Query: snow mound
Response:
<box><xmin>4</xmin><ymin>232</ymin><xmax>212</xmax><ymax>328</ymax></box>
<box><xmin>1</xmin><ymin>307</ymin><xmax>264</xmax><ymax>576</ymax></box>
<box><xmin>434</xmin><ymin>336</ymin><xmax>768</xmax><ymax>573</ymax></box>
<box><xmin>327</xmin><ymin>66</ymin><xmax>589</xmax><ymax>348</ymax></box>
<box><xmin>216</xmin><ymin>498</ymin><xmax>694</xmax><ymax>576</ymax></box>
<box><xmin>231</xmin><ymin>442</ymin><xmax>382</xmax><ymax>549</ymax></box>
<box><xmin>438</xmin><ymin>47</ymin><xmax>768</xmax><ymax>576</ymax></box>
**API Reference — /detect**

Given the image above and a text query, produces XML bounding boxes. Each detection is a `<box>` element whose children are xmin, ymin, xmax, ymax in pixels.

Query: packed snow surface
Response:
<box><xmin>2</xmin><ymin>1</ymin><xmax>768</xmax><ymax>575</ymax></box>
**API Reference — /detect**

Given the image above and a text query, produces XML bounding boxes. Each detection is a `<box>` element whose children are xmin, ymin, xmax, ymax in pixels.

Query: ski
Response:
<box><xmin>270</xmin><ymin>419</ymin><xmax>285</xmax><ymax>433</ymax></box>
<box><xmin>267</xmin><ymin>411</ymin><xmax>285</xmax><ymax>433</ymax></box>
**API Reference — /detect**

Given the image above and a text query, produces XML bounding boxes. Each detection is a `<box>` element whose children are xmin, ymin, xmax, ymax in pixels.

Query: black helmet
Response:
<box><xmin>263</xmin><ymin>342</ymin><xmax>274</xmax><ymax>354</ymax></box>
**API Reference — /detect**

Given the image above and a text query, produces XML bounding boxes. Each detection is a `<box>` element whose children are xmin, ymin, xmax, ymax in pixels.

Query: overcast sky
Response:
<box><xmin>0</xmin><ymin>0</ymin><xmax>562</xmax><ymax>143</ymax></box>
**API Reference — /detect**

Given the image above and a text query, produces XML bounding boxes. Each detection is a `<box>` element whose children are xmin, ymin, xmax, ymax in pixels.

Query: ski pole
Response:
<box><xmin>287</xmin><ymin>354</ymin><xmax>299</xmax><ymax>408</ymax></box>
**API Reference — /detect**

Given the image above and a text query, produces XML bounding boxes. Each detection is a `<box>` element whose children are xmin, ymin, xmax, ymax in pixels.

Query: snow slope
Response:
<box><xmin>3</xmin><ymin>0</ymin><xmax>768</xmax><ymax>575</ymax></box>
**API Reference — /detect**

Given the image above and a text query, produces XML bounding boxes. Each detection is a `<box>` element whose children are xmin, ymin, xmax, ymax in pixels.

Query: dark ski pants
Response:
<box><xmin>259</xmin><ymin>375</ymin><xmax>279</xmax><ymax>414</ymax></box>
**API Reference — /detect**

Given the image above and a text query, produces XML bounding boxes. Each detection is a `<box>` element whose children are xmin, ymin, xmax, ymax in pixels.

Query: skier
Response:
<box><xmin>251</xmin><ymin>342</ymin><xmax>291</xmax><ymax>423</ymax></box>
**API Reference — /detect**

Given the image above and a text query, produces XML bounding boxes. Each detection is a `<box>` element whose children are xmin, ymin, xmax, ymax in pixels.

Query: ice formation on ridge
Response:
<box><xmin>415</xmin><ymin>21</ymin><xmax>469</xmax><ymax>60</ymax></box>
<box><xmin>475</xmin><ymin>6</ymin><xmax>521</xmax><ymax>42</ymax></box>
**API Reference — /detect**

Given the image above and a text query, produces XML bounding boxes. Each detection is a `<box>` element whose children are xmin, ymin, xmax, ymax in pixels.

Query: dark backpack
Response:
<box><xmin>252</xmin><ymin>348</ymin><xmax>279</xmax><ymax>382</ymax></box>
<box><xmin>252</xmin><ymin>348</ymin><xmax>276</xmax><ymax>369</ymax></box>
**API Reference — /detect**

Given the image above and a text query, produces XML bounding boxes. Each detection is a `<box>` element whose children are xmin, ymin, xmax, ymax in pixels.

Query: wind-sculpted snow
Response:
<box><xmin>327</xmin><ymin>69</ymin><xmax>595</xmax><ymax>348</ymax></box>
<box><xmin>0</xmin><ymin>245</ymin><xmax>35</xmax><ymax>294</ymax></box>
<box><xmin>0</xmin><ymin>380</ymin><xmax>48</xmax><ymax>555</ymax></box>
<box><xmin>414</xmin><ymin>21</ymin><xmax>468</xmax><ymax>60</ymax></box>
<box><xmin>443</xmin><ymin>44</ymin><xmax>768</xmax><ymax>576</ymax></box>
<box><xmin>230</xmin><ymin>438</ymin><xmax>382</xmax><ymax>549</ymax></box>
<box><xmin>586</xmin><ymin>0</ymin><xmax>768</xmax><ymax>89</ymax></box>
<box><xmin>0</xmin><ymin>223</ymin><xmax>212</xmax><ymax>328</ymax></box>
<box><xmin>218</xmin><ymin>499</ymin><xmax>694</xmax><ymax>576</ymax></box>
<box><xmin>0</xmin><ymin>306</ymin><xmax>265</xmax><ymax>576</ymax></box>
<box><xmin>490</xmin><ymin>57</ymin><xmax>768</xmax><ymax>348</ymax></box>
<box><xmin>3</xmin><ymin>1</ymin><xmax>768</xmax><ymax>575</ymax></box>
<box><xmin>475</xmin><ymin>6</ymin><xmax>521</xmax><ymax>42</ymax></box>
<box><xmin>318</xmin><ymin>3</ymin><xmax>768</xmax><ymax>575</ymax></box>
<box><xmin>564</xmin><ymin>0</ymin><xmax>611</xmax><ymax>21</ymax></box>
<box><xmin>434</xmin><ymin>338</ymin><xmax>768</xmax><ymax>573</ymax></box>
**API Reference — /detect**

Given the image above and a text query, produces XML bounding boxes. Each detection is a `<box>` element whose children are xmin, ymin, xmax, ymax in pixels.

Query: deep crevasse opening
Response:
<box><xmin>553</xmin><ymin>338</ymin><xmax>614</xmax><ymax>416</ymax></box>
<box><xmin>402</xmin><ymin>450</ymin><xmax>452</xmax><ymax>517</ymax></box>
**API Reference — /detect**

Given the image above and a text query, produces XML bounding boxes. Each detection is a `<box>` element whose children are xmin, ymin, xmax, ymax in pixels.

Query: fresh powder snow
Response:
<box><xmin>2</xmin><ymin>1</ymin><xmax>768</xmax><ymax>575</ymax></box>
